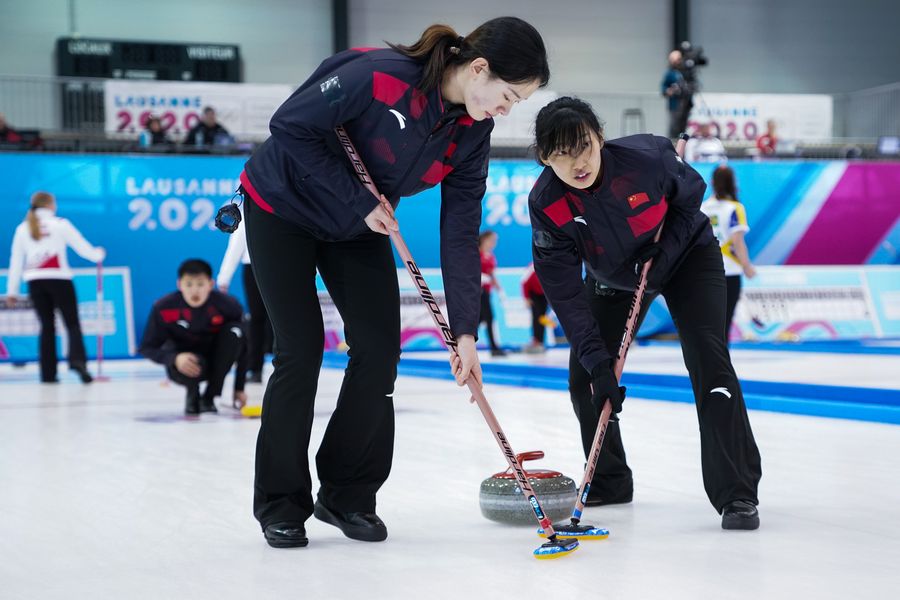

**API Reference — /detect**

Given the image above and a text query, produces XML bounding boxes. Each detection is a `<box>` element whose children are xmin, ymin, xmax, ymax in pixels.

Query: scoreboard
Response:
<box><xmin>57</xmin><ymin>37</ymin><xmax>242</xmax><ymax>83</ymax></box>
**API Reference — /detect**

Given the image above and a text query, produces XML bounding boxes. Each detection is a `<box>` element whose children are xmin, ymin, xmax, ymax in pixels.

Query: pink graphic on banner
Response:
<box><xmin>400</xmin><ymin>328</ymin><xmax>446</xmax><ymax>347</ymax></box>
<box><xmin>736</xmin><ymin>319</ymin><xmax>839</xmax><ymax>341</ymax></box>
<box><xmin>786</xmin><ymin>164</ymin><xmax>900</xmax><ymax>264</ymax></box>
<box><xmin>323</xmin><ymin>331</ymin><xmax>343</xmax><ymax>350</ymax></box>
<box><xmin>785</xmin><ymin>321</ymin><xmax>840</xmax><ymax>337</ymax></box>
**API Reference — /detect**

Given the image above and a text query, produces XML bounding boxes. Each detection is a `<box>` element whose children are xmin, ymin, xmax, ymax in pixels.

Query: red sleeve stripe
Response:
<box><xmin>543</xmin><ymin>197</ymin><xmax>574</xmax><ymax>227</ymax></box>
<box><xmin>372</xmin><ymin>71</ymin><xmax>409</xmax><ymax>106</ymax></box>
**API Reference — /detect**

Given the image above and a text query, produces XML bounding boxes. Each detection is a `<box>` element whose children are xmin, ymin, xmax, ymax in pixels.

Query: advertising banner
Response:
<box><xmin>735</xmin><ymin>266</ymin><xmax>900</xmax><ymax>341</ymax></box>
<box><xmin>689</xmin><ymin>93</ymin><xmax>833</xmax><ymax>141</ymax></box>
<box><xmin>2</xmin><ymin>154</ymin><xmax>897</xmax><ymax>352</ymax></box>
<box><xmin>0</xmin><ymin>267</ymin><xmax>135</xmax><ymax>361</ymax></box>
<box><xmin>104</xmin><ymin>80</ymin><xmax>292</xmax><ymax>139</ymax></box>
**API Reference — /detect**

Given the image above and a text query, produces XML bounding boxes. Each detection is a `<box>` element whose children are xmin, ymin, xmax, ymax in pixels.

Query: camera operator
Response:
<box><xmin>661</xmin><ymin>42</ymin><xmax>707</xmax><ymax>138</ymax></box>
<box><xmin>661</xmin><ymin>50</ymin><xmax>686</xmax><ymax>138</ymax></box>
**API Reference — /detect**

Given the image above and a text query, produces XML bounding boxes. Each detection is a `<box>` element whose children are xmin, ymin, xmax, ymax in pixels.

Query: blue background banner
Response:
<box><xmin>1</xmin><ymin>153</ymin><xmax>897</xmax><ymax>347</ymax></box>
<box><xmin>0</xmin><ymin>153</ymin><xmax>246</xmax><ymax>343</ymax></box>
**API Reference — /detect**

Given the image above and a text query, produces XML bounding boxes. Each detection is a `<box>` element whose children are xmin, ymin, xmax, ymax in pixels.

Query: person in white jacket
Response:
<box><xmin>217</xmin><ymin>205</ymin><xmax>270</xmax><ymax>383</ymax></box>
<box><xmin>6</xmin><ymin>191</ymin><xmax>106</xmax><ymax>383</ymax></box>
<box><xmin>685</xmin><ymin>122</ymin><xmax>727</xmax><ymax>164</ymax></box>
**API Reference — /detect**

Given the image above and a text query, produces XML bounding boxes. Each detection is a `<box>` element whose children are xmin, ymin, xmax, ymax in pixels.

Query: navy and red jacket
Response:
<box><xmin>529</xmin><ymin>134</ymin><xmax>714</xmax><ymax>374</ymax></box>
<box><xmin>139</xmin><ymin>290</ymin><xmax>244</xmax><ymax>368</ymax></box>
<box><xmin>240</xmin><ymin>48</ymin><xmax>493</xmax><ymax>338</ymax></box>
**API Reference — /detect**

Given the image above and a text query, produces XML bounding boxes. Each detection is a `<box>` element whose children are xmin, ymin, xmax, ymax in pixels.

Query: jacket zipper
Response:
<box><xmin>595</xmin><ymin>190</ymin><xmax>628</xmax><ymax>265</ymax></box>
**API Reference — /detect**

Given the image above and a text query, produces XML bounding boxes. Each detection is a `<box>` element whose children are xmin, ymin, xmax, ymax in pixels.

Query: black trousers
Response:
<box><xmin>569</xmin><ymin>242</ymin><xmax>761</xmax><ymax>512</ymax></box>
<box><xmin>529</xmin><ymin>292</ymin><xmax>549</xmax><ymax>344</ymax></box>
<box><xmin>241</xmin><ymin>264</ymin><xmax>272</xmax><ymax>374</ymax></box>
<box><xmin>244</xmin><ymin>197</ymin><xmax>400</xmax><ymax>528</ymax></box>
<box><xmin>725</xmin><ymin>275</ymin><xmax>742</xmax><ymax>345</ymax></box>
<box><xmin>28</xmin><ymin>279</ymin><xmax>87</xmax><ymax>381</ymax></box>
<box><xmin>166</xmin><ymin>326</ymin><xmax>246</xmax><ymax>397</ymax></box>
<box><xmin>478</xmin><ymin>288</ymin><xmax>500</xmax><ymax>350</ymax></box>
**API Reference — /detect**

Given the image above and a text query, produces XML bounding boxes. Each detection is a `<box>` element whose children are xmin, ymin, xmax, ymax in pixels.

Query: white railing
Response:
<box><xmin>833</xmin><ymin>81</ymin><xmax>900</xmax><ymax>139</ymax></box>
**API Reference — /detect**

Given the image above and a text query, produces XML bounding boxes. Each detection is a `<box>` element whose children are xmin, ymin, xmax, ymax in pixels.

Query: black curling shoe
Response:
<box><xmin>313</xmin><ymin>500</ymin><xmax>387</xmax><ymax>542</ymax></box>
<box><xmin>198</xmin><ymin>395</ymin><xmax>218</xmax><ymax>414</ymax></box>
<box><xmin>584</xmin><ymin>485</ymin><xmax>633</xmax><ymax>507</ymax></box>
<box><xmin>71</xmin><ymin>365</ymin><xmax>93</xmax><ymax>383</ymax></box>
<box><xmin>264</xmin><ymin>523</ymin><xmax>309</xmax><ymax>548</ymax></box>
<box><xmin>722</xmin><ymin>500</ymin><xmax>760</xmax><ymax>530</ymax></box>
<box><xmin>185</xmin><ymin>388</ymin><xmax>201</xmax><ymax>416</ymax></box>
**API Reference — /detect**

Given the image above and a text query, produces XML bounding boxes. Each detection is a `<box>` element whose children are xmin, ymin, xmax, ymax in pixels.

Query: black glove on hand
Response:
<box><xmin>630</xmin><ymin>242</ymin><xmax>668</xmax><ymax>291</ymax></box>
<box><xmin>631</xmin><ymin>242</ymin><xmax>662</xmax><ymax>276</ymax></box>
<box><xmin>590</xmin><ymin>361</ymin><xmax>626</xmax><ymax>416</ymax></box>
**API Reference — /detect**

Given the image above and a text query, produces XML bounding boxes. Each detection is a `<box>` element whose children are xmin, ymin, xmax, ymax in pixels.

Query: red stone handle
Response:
<box><xmin>516</xmin><ymin>451</ymin><xmax>545</xmax><ymax>464</ymax></box>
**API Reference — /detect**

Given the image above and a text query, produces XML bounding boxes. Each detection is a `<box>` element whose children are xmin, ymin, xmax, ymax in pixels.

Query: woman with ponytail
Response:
<box><xmin>237</xmin><ymin>17</ymin><xmax>548</xmax><ymax>548</ymax></box>
<box><xmin>701</xmin><ymin>165</ymin><xmax>757</xmax><ymax>343</ymax></box>
<box><xmin>6</xmin><ymin>192</ymin><xmax>106</xmax><ymax>383</ymax></box>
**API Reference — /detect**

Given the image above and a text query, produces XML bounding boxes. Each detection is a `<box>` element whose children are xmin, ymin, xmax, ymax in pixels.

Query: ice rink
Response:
<box><xmin>2</xmin><ymin>346</ymin><xmax>899</xmax><ymax>600</ymax></box>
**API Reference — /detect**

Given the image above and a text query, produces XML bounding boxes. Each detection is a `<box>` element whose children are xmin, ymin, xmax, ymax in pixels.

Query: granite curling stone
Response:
<box><xmin>479</xmin><ymin>451</ymin><xmax>577</xmax><ymax>525</ymax></box>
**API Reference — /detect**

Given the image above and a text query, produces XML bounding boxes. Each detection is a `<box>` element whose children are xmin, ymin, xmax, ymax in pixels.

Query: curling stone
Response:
<box><xmin>240</xmin><ymin>404</ymin><xmax>263</xmax><ymax>418</ymax></box>
<box><xmin>479</xmin><ymin>451</ymin><xmax>577</xmax><ymax>525</ymax></box>
<box><xmin>776</xmin><ymin>330</ymin><xmax>801</xmax><ymax>342</ymax></box>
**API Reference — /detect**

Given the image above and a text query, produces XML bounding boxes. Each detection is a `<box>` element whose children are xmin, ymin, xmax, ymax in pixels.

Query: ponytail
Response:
<box><xmin>390</xmin><ymin>17</ymin><xmax>549</xmax><ymax>94</ymax></box>
<box><xmin>27</xmin><ymin>191</ymin><xmax>54</xmax><ymax>241</ymax></box>
<box><xmin>388</xmin><ymin>24</ymin><xmax>461</xmax><ymax>93</ymax></box>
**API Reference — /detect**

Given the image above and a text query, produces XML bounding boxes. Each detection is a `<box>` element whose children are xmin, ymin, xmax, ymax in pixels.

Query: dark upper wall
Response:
<box><xmin>0</xmin><ymin>0</ymin><xmax>332</xmax><ymax>84</ymax></box>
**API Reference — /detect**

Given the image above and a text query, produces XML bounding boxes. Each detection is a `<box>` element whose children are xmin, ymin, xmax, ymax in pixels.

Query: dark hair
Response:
<box><xmin>712</xmin><ymin>165</ymin><xmax>738</xmax><ymax>200</ymax></box>
<box><xmin>178</xmin><ymin>259</ymin><xmax>213</xmax><ymax>279</ymax></box>
<box><xmin>146</xmin><ymin>116</ymin><xmax>161</xmax><ymax>129</ymax></box>
<box><xmin>533</xmin><ymin>96</ymin><xmax>605</xmax><ymax>164</ymax></box>
<box><xmin>202</xmin><ymin>106</ymin><xmax>215</xmax><ymax>115</ymax></box>
<box><xmin>389</xmin><ymin>17</ymin><xmax>549</xmax><ymax>93</ymax></box>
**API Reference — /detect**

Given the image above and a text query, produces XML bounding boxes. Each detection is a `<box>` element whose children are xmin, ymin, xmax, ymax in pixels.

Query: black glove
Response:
<box><xmin>590</xmin><ymin>361</ymin><xmax>626</xmax><ymax>416</ymax></box>
<box><xmin>630</xmin><ymin>243</ymin><xmax>668</xmax><ymax>290</ymax></box>
<box><xmin>631</xmin><ymin>242</ymin><xmax>661</xmax><ymax>276</ymax></box>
